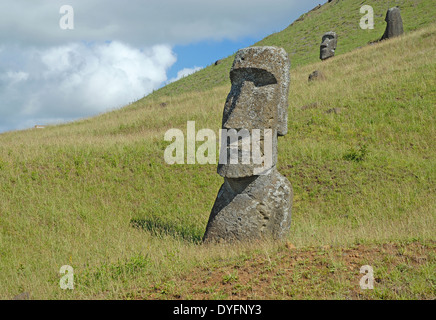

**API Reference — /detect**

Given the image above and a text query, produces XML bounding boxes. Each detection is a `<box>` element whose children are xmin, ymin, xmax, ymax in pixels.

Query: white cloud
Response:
<box><xmin>168</xmin><ymin>66</ymin><xmax>203</xmax><ymax>84</ymax></box>
<box><xmin>0</xmin><ymin>0</ymin><xmax>324</xmax><ymax>132</ymax></box>
<box><xmin>1</xmin><ymin>71</ymin><xmax>29</xmax><ymax>84</ymax></box>
<box><xmin>0</xmin><ymin>0</ymin><xmax>322</xmax><ymax>47</ymax></box>
<box><xmin>0</xmin><ymin>42</ymin><xmax>176</xmax><ymax>132</ymax></box>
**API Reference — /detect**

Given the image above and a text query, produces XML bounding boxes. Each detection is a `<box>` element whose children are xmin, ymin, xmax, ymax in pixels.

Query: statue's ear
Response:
<box><xmin>277</xmin><ymin>64</ymin><xmax>290</xmax><ymax>136</ymax></box>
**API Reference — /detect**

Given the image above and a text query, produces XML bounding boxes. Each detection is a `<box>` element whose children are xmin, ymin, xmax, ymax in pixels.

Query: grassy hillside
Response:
<box><xmin>150</xmin><ymin>0</ymin><xmax>436</xmax><ymax>98</ymax></box>
<box><xmin>0</xmin><ymin>0</ymin><xmax>435</xmax><ymax>299</ymax></box>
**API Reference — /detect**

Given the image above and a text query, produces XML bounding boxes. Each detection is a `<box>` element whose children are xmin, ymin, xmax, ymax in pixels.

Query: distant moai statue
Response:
<box><xmin>320</xmin><ymin>31</ymin><xmax>338</xmax><ymax>60</ymax></box>
<box><xmin>381</xmin><ymin>7</ymin><xmax>404</xmax><ymax>40</ymax></box>
<box><xmin>308</xmin><ymin>70</ymin><xmax>325</xmax><ymax>82</ymax></box>
<box><xmin>203</xmin><ymin>46</ymin><xmax>293</xmax><ymax>243</ymax></box>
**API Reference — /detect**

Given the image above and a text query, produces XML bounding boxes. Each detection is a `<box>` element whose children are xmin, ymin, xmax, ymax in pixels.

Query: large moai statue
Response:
<box><xmin>381</xmin><ymin>7</ymin><xmax>404</xmax><ymax>40</ymax></box>
<box><xmin>320</xmin><ymin>31</ymin><xmax>338</xmax><ymax>61</ymax></box>
<box><xmin>203</xmin><ymin>46</ymin><xmax>293</xmax><ymax>243</ymax></box>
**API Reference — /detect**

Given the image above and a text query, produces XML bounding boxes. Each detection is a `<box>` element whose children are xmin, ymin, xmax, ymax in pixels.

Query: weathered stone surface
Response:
<box><xmin>381</xmin><ymin>7</ymin><xmax>404</xmax><ymax>40</ymax></box>
<box><xmin>203</xmin><ymin>46</ymin><xmax>293</xmax><ymax>243</ymax></box>
<box><xmin>217</xmin><ymin>46</ymin><xmax>290</xmax><ymax>179</ymax></box>
<box><xmin>203</xmin><ymin>169</ymin><xmax>293</xmax><ymax>243</ymax></box>
<box><xmin>320</xmin><ymin>31</ymin><xmax>337</xmax><ymax>60</ymax></box>
<box><xmin>228</xmin><ymin>46</ymin><xmax>290</xmax><ymax>136</ymax></box>
<box><xmin>308</xmin><ymin>70</ymin><xmax>325</xmax><ymax>81</ymax></box>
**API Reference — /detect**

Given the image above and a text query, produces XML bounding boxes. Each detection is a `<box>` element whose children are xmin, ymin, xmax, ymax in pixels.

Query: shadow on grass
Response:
<box><xmin>130</xmin><ymin>217</ymin><xmax>203</xmax><ymax>244</ymax></box>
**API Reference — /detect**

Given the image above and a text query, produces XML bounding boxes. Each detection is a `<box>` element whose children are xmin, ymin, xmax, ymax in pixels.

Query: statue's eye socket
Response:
<box><xmin>231</xmin><ymin>68</ymin><xmax>277</xmax><ymax>87</ymax></box>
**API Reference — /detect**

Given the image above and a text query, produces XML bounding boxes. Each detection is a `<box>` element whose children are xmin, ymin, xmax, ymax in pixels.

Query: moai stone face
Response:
<box><xmin>381</xmin><ymin>7</ymin><xmax>404</xmax><ymax>40</ymax></box>
<box><xmin>320</xmin><ymin>31</ymin><xmax>337</xmax><ymax>60</ymax></box>
<box><xmin>217</xmin><ymin>47</ymin><xmax>290</xmax><ymax>179</ymax></box>
<box><xmin>203</xmin><ymin>46</ymin><xmax>293</xmax><ymax>243</ymax></box>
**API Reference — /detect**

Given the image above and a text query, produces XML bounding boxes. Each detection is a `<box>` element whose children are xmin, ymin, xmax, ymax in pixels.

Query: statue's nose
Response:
<box><xmin>223</xmin><ymin>101</ymin><xmax>248</xmax><ymax>129</ymax></box>
<box><xmin>223</xmin><ymin>82</ymin><xmax>254</xmax><ymax>129</ymax></box>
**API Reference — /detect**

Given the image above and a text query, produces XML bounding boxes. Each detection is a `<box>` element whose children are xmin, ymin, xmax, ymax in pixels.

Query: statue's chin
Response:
<box><xmin>225</xmin><ymin>176</ymin><xmax>258</xmax><ymax>193</ymax></box>
<box><xmin>321</xmin><ymin>48</ymin><xmax>334</xmax><ymax>60</ymax></box>
<box><xmin>218</xmin><ymin>163</ymin><xmax>256</xmax><ymax>179</ymax></box>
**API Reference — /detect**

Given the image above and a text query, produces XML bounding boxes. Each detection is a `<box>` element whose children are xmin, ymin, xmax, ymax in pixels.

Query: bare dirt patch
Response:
<box><xmin>135</xmin><ymin>241</ymin><xmax>435</xmax><ymax>300</ymax></box>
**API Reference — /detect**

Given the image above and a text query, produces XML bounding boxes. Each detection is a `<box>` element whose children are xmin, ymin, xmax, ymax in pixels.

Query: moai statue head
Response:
<box><xmin>381</xmin><ymin>7</ymin><xmax>404</xmax><ymax>40</ymax></box>
<box><xmin>320</xmin><ymin>31</ymin><xmax>337</xmax><ymax>60</ymax></box>
<box><xmin>217</xmin><ymin>46</ymin><xmax>290</xmax><ymax>179</ymax></box>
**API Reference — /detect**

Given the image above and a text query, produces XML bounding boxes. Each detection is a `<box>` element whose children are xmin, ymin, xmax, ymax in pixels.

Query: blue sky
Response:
<box><xmin>0</xmin><ymin>0</ymin><xmax>325</xmax><ymax>133</ymax></box>
<box><xmin>167</xmin><ymin>37</ymin><xmax>259</xmax><ymax>81</ymax></box>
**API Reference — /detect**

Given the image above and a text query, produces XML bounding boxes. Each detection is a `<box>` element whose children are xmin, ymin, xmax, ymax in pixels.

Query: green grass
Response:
<box><xmin>0</xmin><ymin>0</ymin><xmax>435</xmax><ymax>299</ymax></box>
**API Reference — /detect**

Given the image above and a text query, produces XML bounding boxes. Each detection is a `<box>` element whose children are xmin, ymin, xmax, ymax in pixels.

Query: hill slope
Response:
<box><xmin>0</xmin><ymin>0</ymin><xmax>435</xmax><ymax>299</ymax></box>
<box><xmin>149</xmin><ymin>0</ymin><xmax>436</xmax><ymax>98</ymax></box>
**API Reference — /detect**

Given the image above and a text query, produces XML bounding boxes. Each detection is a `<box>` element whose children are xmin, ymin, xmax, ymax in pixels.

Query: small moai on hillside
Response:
<box><xmin>308</xmin><ymin>70</ymin><xmax>325</xmax><ymax>82</ymax></box>
<box><xmin>202</xmin><ymin>46</ymin><xmax>293</xmax><ymax>243</ymax></box>
<box><xmin>381</xmin><ymin>7</ymin><xmax>404</xmax><ymax>40</ymax></box>
<box><xmin>320</xmin><ymin>31</ymin><xmax>338</xmax><ymax>60</ymax></box>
